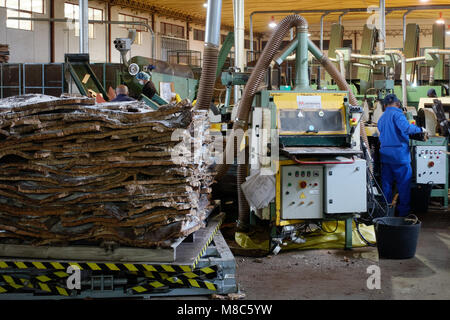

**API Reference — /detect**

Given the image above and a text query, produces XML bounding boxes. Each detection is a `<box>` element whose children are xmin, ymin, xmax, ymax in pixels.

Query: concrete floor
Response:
<box><xmin>235</xmin><ymin>210</ymin><xmax>450</xmax><ymax>300</ymax></box>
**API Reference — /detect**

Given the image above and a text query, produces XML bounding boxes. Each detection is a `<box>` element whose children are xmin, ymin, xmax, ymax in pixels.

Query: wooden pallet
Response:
<box><xmin>0</xmin><ymin>213</ymin><xmax>224</xmax><ymax>263</ymax></box>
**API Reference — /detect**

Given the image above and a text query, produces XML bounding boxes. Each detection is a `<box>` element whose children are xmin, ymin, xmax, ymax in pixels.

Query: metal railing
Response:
<box><xmin>22</xmin><ymin>63</ymin><xmax>65</xmax><ymax>96</ymax></box>
<box><xmin>0</xmin><ymin>64</ymin><xmax>22</xmax><ymax>98</ymax></box>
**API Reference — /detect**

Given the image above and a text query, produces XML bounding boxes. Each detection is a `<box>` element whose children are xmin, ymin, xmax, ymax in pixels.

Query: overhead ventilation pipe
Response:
<box><xmin>195</xmin><ymin>0</ymin><xmax>222</xmax><ymax>111</ymax></box>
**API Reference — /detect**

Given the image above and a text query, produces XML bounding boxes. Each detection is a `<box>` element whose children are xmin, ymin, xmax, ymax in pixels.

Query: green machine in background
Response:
<box><xmin>113</xmin><ymin>31</ymin><xmax>199</xmax><ymax>109</ymax></box>
<box><xmin>120</xmin><ymin>56</ymin><xmax>198</xmax><ymax>109</ymax></box>
<box><xmin>324</xmin><ymin>24</ymin><xmax>344</xmax><ymax>85</ymax></box>
<box><xmin>432</xmin><ymin>23</ymin><xmax>445</xmax><ymax>81</ymax></box>
<box><xmin>356</xmin><ymin>25</ymin><xmax>377</xmax><ymax>95</ymax></box>
<box><xmin>116</xmin><ymin>32</ymin><xmax>236</xmax><ymax>110</ymax></box>
<box><xmin>404</xmin><ymin>23</ymin><xmax>420</xmax><ymax>83</ymax></box>
<box><xmin>65</xmin><ymin>54</ymin><xmax>110</xmax><ymax>101</ymax></box>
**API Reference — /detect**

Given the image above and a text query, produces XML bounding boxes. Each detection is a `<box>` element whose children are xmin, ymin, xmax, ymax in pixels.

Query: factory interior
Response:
<box><xmin>0</xmin><ymin>0</ymin><xmax>449</xmax><ymax>303</ymax></box>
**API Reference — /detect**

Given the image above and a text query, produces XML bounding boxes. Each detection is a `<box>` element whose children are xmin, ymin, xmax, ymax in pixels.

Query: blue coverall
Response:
<box><xmin>377</xmin><ymin>106</ymin><xmax>422</xmax><ymax>216</ymax></box>
<box><xmin>111</xmin><ymin>94</ymin><xmax>135</xmax><ymax>102</ymax></box>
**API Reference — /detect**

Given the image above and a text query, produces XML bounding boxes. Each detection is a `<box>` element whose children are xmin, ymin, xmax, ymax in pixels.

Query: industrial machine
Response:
<box><xmin>213</xmin><ymin>17</ymin><xmax>384</xmax><ymax>253</ymax></box>
<box><xmin>247</xmin><ymin>87</ymin><xmax>371</xmax><ymax>251</ymax></box>
<box><xmin>113</xmin><ymin>29</ymin><xmax>198</xmax><ymax>109</ymax></box>
<box><xmin>64</xmin><ymin>53</ymin><xmax>110</xmax><ymax>101</ymax></box>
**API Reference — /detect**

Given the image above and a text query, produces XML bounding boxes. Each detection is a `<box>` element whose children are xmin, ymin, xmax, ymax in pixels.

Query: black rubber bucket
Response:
<box><xmin>373</xmin><ymin>215</ymin><xmax>421</xmax><ymax>259</ymax></box>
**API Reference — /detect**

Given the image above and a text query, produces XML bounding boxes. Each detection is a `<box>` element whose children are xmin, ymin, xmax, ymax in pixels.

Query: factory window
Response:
<box><xmin>193</xmin><ymin>29</ymin><xmax>205</xmax><ymax>41</ymax></box>
<box><xmin>160</xmin><ymin>22</ymin><xmax>184</xmax><ymax>39</ymax></box>
<box><xmin>4</xmin><ymin>0</ymin><xmax>45</xmax><ymax>30</ymax></box>
<box><xmin>64</xmin><ymin>3</ymin><xmax>103</xmax><ymax>39</ymax></box>
<box><xmin>343</xmin><ymin>39</ymin><xmax>353</xmax><ymax>49</ymax></box>
<box><xmin>118</xmin><ymin>13</ymin><xmax>148</xmax><ymax>45</ymax></box>
<box><xmin>134</xmin><ymin>32</ymin><xmax>142</xmax><ymax>45</ymax></box>
<box><xmin>118</xmin><ymin>13</ymin><xmax>148</xmax><ymax>32</ymax></box>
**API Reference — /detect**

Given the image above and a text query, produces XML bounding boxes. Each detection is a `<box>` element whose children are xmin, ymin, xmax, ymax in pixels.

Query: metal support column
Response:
<box><xmin>338</xmin><ymin>11</ymin><xmax>348</xmax><ymax>25</ymax></box>
<box><xmin>379</xmin><ymin>0</ymin><xmax>386</xmax><ymax>51</ymax></box>
<box><xmin>79</xmin><ymin>0</ymin><xmax>89</xmax><ymax>54</ymax></box>
<box><xmin>233</xmin><ymin>0</ymin><xmax>245</xmax><ymax>105</ymax></box>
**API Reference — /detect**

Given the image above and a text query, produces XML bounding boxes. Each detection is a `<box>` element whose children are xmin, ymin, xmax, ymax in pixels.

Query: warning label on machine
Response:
<box><xmin>297</xmin><ymin>95</ymin><xmax>322</xmax><ymax>109</ymax></box>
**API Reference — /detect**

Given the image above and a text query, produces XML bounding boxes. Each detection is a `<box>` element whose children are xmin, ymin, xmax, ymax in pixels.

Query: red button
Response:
<box><xmin>299</xmin><ymin>181</ymin><xmax>307</xmax><ymax>189</ymax></box>
<box><xmin>428</xmin><ymin>161</ymin><xmax>434</xmax><ymax>168</ymax></box>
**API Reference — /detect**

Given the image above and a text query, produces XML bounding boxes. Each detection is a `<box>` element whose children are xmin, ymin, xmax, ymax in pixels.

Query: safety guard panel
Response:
<box><xmin>415</xmin><ymin>146</ymin><xmax>447</xmax><ymax>184</ymax></box>
<box><xmin>271</xmin><ymin>92</ymin><xmax>349</xmax><ymax>136</ymax></box>
<box><xmin>281</xmin><ymin>165</ymin><xmax>323</xmax><ymax>219</ymax></box>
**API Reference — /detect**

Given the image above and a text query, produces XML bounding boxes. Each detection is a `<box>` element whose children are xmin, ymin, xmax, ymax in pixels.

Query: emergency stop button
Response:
<box><xmin>299</xmin><ymin>181</ymin><xmax>307</xmax><ymax>189</ymax></box>
<box><xmin>428</xmin><ymin>161</ymin><xmax>435</xmax><ymax>168</ymax></box>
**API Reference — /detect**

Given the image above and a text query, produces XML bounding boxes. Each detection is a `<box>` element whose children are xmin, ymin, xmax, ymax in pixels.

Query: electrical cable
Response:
<box><xmin>355</xmin><ymin>219</ymin><xmax>376</xmax><ymax>247</ymax></box>
<box><xmin>317</xmin><ymin>220</ymin><xmax>339</xmax><ymax>233</ymax></box>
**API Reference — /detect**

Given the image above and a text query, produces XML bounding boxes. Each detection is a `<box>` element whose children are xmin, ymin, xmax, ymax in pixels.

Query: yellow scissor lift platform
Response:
<box><xmin>0</xmin><ymin>213</ymin><xmax>237</xmax><ymax>299</ymax></box>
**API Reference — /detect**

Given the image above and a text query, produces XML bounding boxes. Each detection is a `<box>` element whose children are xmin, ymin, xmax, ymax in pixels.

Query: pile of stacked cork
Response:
<box><xmin>0</xmin><ymin>44</ymin><xmax>9</xmax><ymax>63</ymax></box>
<box><xmin>0</xmin><ymin>94</ymin><xmax>214</xmax><ymax>248</ymax></box>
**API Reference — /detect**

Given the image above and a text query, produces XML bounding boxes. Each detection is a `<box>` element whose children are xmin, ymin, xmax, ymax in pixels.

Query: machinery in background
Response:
<box><xmin>114</xmin><ymin>29</ymin><xmax>198</xmax><ymax>109</ymax></box>
<box><xmin>64</xmin><ymin>53</ymin><xmax>110</xmax><ymax>101</ymax></box>
<box><xmin>412</xmin><ymin>98</ymin><xmax>450</xmax><ymax>208</ymax></box>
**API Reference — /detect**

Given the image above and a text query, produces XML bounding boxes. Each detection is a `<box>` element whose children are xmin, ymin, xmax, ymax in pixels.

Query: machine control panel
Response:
<box><xmin>281</xmin><ymin>165</ymin><xmax>323</xmax><ymax>219</ymax></box>
<box><xmin>324</xmin><ymin>159</ymin><xmax>367</xmax><ymax>214</ymax></box>
<box><xmin>415</xmin><ymin>146</ymin><xmax>447</xmax><ymax>184</ymax></box>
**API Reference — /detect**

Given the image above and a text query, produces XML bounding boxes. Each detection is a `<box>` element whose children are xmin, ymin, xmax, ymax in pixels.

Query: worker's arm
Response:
<box><xmin>394</xmin><ymin>112</ymin><xmax>423</xmax><ymax>135</ymax></box>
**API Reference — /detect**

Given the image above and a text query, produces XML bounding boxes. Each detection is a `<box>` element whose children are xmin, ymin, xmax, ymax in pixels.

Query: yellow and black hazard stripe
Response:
<box><xmin>130</xmin><ymin>277</ymin><xmax>217</xmax><ymax>294</ymax></box>
<box><xmin>0</xmin><ymin>260</ymin><xmax>193</xmax><ymax>273</ymax></box>
<box><xmin>135</xmin><ymin>265</ymin><xmax>218</xmax><ymax>281</ymax></box>
<box><xmin>34</xmin><ymin>271</ymin><xmax>69</xmax><ymax>283</ymax></box>
<box><xmin>192</xmin><ymin>218</ymin><xmax>222</xmax><ymax>269</ymax></box>
<box><xmin>1</xmin><ymin>274</ymin><xmax>32</xmax><ymax>290</ymax></box>
<box><xmin>0</xmin><ymin>274</ymin><xmax>71</xmax><ymax>296</ymax></box>
<box><xmin>32</xmin><ymin>281</ymin><xmax>71</xmax><ymax>296</ymax></box>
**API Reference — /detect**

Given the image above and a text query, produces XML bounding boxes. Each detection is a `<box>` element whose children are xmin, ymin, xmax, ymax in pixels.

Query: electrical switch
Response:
<box><xmin>299</xmin><ymin>181</ymin><xmax>307</xmax><ymax>189</ymax></box>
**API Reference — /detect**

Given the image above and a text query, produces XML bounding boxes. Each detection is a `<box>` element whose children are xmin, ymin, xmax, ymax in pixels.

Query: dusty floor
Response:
<box><xmin>235</xmin><ymin>210</ymin><xmax>450</xmax><ymax>300</ymax></box>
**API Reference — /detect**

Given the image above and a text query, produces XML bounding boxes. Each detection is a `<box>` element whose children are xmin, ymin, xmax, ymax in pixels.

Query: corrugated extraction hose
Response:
<box><xmin>195</xmin><ymin>45</ymin><xmax>219</xmax><ymax>111</ymax></box>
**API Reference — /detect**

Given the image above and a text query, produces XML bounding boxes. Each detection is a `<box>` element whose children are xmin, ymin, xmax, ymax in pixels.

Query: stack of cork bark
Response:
<box><xmin>0</xmin><ymin>94</ymin><xmax>214</xmax><ymax>248</ymax></box>
<box><xmin>0</xmin><ymin>44</ymin><xmax>9</xmax><ymax>63</ymax></box>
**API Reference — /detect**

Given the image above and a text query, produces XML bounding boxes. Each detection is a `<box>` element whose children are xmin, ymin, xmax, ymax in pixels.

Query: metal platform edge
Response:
<box><xmin>0</xmin><ymin>229</ymin><xmax>237</xmax><ymax>300</ymax></box>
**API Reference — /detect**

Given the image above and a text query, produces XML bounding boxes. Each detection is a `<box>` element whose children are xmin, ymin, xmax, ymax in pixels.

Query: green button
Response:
<box><xmin>288</xmin><ymin>172</ymin><xmax>292</xmax><ymax>176</ymax></box>
<box><xmin>288</xmin><ymin>183</ymin><xmax>292</xmax><ymax>187</ymax></box>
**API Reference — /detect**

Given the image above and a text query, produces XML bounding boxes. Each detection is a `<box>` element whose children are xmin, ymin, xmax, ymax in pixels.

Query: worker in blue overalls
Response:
<box><xmin>377</xmin><ymin>94</ymin><xmax>426</xmax><ymax>216</ymax></box>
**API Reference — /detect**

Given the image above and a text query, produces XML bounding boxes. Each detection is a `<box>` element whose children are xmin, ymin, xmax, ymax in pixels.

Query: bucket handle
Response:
<box><xmin>404</xmin><ymin>214</ymin><xmax>419</xmax><ymax>225</ymax></box>
<box><xmin>374</xmin><ymin>219</ymin><xmax>386</xmax><ymax>232</ymax></box>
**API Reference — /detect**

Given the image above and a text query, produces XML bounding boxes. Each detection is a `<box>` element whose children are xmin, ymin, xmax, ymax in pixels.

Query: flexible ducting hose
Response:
<box><xmin>195</xmin><ymin>45</ymin><xmax>219</xmax><ymax>111</ymax></box>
